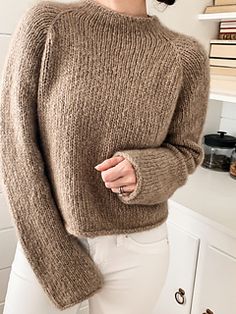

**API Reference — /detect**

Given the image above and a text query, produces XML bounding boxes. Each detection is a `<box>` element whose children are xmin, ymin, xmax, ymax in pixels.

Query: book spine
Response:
<box><xmin>218</xmin><ymin>33</ymin><xmax>236</xmax><ymax>39</ymax></box>
<box><xmin>220</xmin><ymin>19</ymin><xmax>236</xmax><ymax>28</ymax></box>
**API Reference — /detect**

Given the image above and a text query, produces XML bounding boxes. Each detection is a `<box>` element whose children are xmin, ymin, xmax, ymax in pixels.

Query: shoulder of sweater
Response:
<box><xmin>20</xmin><ymin>0</ymin><xmax>81</xmax><ymax>21</ymax></box>
<box><xmin>13</xmin><ymin>1</ymin><xmax>80</xmax><ymax>44</ymax></box>
<box><xmin>167</xmin><ymin>30</ymin><xmax>209</xmax><ymax>80</ymax></box>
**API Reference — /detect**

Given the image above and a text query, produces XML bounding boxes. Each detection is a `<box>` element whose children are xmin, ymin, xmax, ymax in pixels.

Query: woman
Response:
<box><xmin>0</xmin><ymin>0</ymin><xmax>210</xmax><ymax>313</ymax></box>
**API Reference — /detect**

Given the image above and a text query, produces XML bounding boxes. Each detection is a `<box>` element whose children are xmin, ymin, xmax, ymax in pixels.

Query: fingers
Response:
<box><xmin>100</xmin><ymin>158</ymin><xmax>133</xmax><ymax>183</ymax></box>
<box><xmin>104</xmin><ymin>176</ymin><xmax>136</xmax><ymax>189</ymax></box>
<box><xmin>94</xmin><ymin>155</ymin><xmax>137</xmax><ymax>195</ymax></box>
<box><xmin>102</xmin><ymin>160</ymin><xmax>137</xmax><ymax>194</ymax></box>
<box><xmin>94</xmin><ymin>156</ymin><xmax>124</xmax><ymax>171</ymax></box>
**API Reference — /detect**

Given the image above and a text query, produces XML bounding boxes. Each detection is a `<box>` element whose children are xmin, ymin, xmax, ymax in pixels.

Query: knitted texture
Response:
<box><xmin>0</xmin><ymin>0</ymin><xmax>210</xmax><ymax>310</ymax></box>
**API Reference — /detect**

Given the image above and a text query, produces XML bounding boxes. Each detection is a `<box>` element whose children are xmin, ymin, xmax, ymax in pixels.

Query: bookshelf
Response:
<box><xmin>210</xmin><ymin>39</ymin><xmax>236</xmax><ymax>44</ymax></box>
<box><xmin>209</xmin><ymin>91</ymin><xmax>236</xmax><ymax>103</ymax></box>
<box><xmin>198</xmin><ymin>11</ymin><xmax>236</xmax><ymax>103</ymax></box>
<box><xmin>198</xmin><ymin>12</ymin><xmax>236</xmax><ymax>21</ymax></box>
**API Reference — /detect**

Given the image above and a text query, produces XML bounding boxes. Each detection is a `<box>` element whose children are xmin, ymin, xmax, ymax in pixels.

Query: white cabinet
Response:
<box><xmin>154</xmin><ymin>222</ymin><xmax>200</xmax><ymax>314</ymax></box>
<box><xmin>192</xmin><ymin>244</ymin><xmax>236</xmax><ymax>314</ymax></box>
<box><xmin>0</xmin><ymin>189</ymin><xmax>17</xmax><ymax>313</ymax></box>
<box><xmin>0</xmin><ymin>190</ymin><xmax>13</xmax><ymax>230</ymax></box>
<box><xmin>153</xmin><ymin>199</ymin><xmax>236</xmax><ymax>314</ymax></box>
<box><xmin>0</xmin><ymin>268</ymin><xmax>11</xmax><ymax>304</ymax></box>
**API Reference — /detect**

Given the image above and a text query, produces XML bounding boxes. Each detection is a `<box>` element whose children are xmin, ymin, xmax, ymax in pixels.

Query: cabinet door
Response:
<box><xmin>153</xmin><ymin>221</ymin><xmax>200</xmax><ymax>314</ymax></box>
<box><xmin>191</xmin><ymin>244</ymin><xmax>236</xmax><ymax>314</ymax></box>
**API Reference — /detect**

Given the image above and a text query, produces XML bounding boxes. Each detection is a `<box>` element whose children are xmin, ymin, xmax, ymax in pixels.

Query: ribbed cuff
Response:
<box><xmin>19</xmin><ymin>234</ymin><xmax>104</xmax><ymax>310</ymax></box>
<box><xmin>112</xmin><ymin>147</ymin><xmax>188</xmax><ymax>205</ymax></box>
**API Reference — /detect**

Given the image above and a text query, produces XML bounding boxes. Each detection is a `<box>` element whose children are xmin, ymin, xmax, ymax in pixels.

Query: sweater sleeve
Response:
<box><xmin>112</xmin><ymin>36</ymin><xmax>210</xmax><ymax>205</ymax></box>
<box><xmin>0</xmin><ymin>2</ymin><xmax>103</xmax><ymax>310</ymax></box>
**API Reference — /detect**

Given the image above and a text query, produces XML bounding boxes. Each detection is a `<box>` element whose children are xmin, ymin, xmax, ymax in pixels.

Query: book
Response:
<box><xmin>210</xmin><ymin>42</ymin><xmax>236</xmax><ymax>58</ymax></box>
<box><xmin>210</xmin><ymin>65</ymin><xmax>236</xmax><ymax>76</ymax></box>
<box><xmin>214</xmin><ymin>0</ymin><xmax>236</xmax><ymax>5</ymax></box>
<box><xmin>219</xmin><ymin>33</ymin><xmax>236</xmax><ymax>39</ymax></box>
<box><xmin>220</xmin><ymin>28</ymin><xmax>236</xmax><ymax>32</ymax></box>
<box><xmin>218</xmin><ymin>21</ymin><xmax>236</xmax><ymax>38</ymax></box>
<box><xmin>204</xmin><ymin>4</ymin><xmax>236</xmax><ymax>13</ymax></box>
<box><xmin>210</xmin><ymin>57</ymin><xmax>236</xmax><ymax>67</ymax></box>
<box><xmin>220</xmin><ymin>20</ymin><xmax>236</xmax><ymax>27</ymax></box>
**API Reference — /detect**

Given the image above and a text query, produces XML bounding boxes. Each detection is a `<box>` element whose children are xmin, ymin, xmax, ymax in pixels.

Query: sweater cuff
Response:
<box><xmin>112</xmin><ymin>148</ymin><xmax>188</xmax><ymax>205</ymax></box>
<box><xmin>17</xmin><ymin>233</ymin><xmax>104</xmax><ymax>310</ymax></box>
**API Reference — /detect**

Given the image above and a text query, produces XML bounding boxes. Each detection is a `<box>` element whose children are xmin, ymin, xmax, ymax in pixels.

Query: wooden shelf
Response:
<box><xmin>209</xmin><ymin>91</ymin><xmax>236</xmax><ymax>103</ymax></box>
<box><xmin>210</xmin><ymin>39</ymin><xmax>236</xmax><ymax>44</ymax></box>
<box><xmin>198</xmin><ymin>12</ymin><xmax>236</xmax><ymax>21</ymax></box>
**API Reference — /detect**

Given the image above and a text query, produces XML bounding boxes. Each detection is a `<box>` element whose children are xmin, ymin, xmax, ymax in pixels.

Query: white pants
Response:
<box><xmin>3</xmin><ymin>222</ymin><xmax>170</xmax><ymax>314</ymax></box>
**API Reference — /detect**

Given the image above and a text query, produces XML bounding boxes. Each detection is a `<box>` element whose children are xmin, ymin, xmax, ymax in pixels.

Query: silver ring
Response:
<box><xmin>119</xmin><ymin>186</ymin><xmax>125</xmax><ymax>194</ymax></box>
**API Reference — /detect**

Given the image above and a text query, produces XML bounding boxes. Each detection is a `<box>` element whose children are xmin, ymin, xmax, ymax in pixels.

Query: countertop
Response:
<box><xmin>170</xmin><ymin>165</ymin><xmax>236</xmax><ymax>233</ymax></box>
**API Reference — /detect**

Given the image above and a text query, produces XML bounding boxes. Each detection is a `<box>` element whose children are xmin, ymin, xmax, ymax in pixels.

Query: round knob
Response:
<box><xmin>174</xmin><ymin>288</ymin><xmax>185</xmax><ymax>305</ymax></box>
<box><xmin>217</xmin><ymin>130</ymin><xmax>227</xmax><ymax>138</ymax></box>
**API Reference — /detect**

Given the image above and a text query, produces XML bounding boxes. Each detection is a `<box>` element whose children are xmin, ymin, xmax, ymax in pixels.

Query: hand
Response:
<box><xmin>94</xmin><ymin>156</ymin><xmax>137</xmax><ymax>195</ymax></box>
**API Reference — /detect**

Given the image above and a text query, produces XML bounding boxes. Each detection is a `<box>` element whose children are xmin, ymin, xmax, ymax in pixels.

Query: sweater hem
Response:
<box><xmin>49</xmin><ymin>280</ymin><xmax>103</xmax><ymax>311</ymax></box>
<box><xmin>65</xmin><ymin>214</ymin><xmax>168</xmax><ymax>239</ymax></box>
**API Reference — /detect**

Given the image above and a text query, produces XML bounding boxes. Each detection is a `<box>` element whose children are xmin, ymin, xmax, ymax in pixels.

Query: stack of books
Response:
<box><xmin>205</xmin><ymin>1</ymin><xmax>236</xmax><ymax>96</ymax></box>
<box><xmin>219</xmin><ymin>19</ymin><xmax>236</xmax><ymax>40</ymax></box>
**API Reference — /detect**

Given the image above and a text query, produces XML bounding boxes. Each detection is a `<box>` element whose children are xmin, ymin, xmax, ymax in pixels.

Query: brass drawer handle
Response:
<box><xmin>174</xmin><ymin>288</ymin><xmax>185</xmax><ymax>305</ymax></box>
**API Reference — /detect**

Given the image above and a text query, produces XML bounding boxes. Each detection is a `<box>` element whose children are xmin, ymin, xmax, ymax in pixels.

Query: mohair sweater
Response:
<box><xmin>0</xmin><ymin>0</ymin><xmax>210</xmax><ymax>310</ymax></box>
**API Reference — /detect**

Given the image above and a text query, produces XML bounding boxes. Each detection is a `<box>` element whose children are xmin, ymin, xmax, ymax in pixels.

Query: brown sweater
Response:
<box><xmin>0</xmin><ymin>0</ymin><xmax>210</xmax><ymax>310</ymax></box>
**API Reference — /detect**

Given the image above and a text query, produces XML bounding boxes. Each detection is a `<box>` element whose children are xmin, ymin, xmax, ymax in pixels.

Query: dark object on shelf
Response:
<box><xmin>230</xmin><ymin>143</ymin><xmax>236</xmax><ymax>179</ymax></box>
<box><xmin>202</xmin><ymin>131</ymin><xmax>236</xmax><ymax>172</ymax></box>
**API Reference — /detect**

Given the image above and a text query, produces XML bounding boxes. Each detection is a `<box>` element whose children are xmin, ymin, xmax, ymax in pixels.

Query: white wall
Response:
<box><xmin>0</xmin><ymin>0</ymin><xmax>235</xmax><ymax>312</ymax></box>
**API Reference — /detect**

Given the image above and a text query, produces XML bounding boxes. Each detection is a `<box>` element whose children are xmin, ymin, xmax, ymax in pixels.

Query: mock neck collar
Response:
<box><xmin>77</xmin><ymin>0</ymin><xmax>164</xmax><ymax>36</ymax></box>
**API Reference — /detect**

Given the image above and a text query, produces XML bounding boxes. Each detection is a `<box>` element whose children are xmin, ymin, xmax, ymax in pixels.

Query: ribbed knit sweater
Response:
<box><xmin>0</xmin><ymin>0</ymin><xmax>210</xmax><ymax>310</ymax></box>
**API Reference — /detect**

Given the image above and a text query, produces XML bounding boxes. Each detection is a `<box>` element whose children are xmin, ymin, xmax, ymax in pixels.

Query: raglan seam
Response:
<box><xmin>170</xmin><ymin>34</ymin><xmax>208</xmax><ymax>92</ymax></box>
<box><xmin>169</xmin><ymin>35</ymin><xmax>185</xmax><ymax>89</ymax></box>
